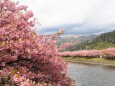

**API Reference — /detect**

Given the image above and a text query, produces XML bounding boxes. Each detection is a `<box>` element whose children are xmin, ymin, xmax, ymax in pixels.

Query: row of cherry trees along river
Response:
<box><xmin>59</xmin><ymin>48</ymin><xmax>115</xmax><ymax>60</ymax></box>
<box><xmin>0</xmin><ymin>0</ymin><xmax>75</xmax><ymax>86</ymax></box>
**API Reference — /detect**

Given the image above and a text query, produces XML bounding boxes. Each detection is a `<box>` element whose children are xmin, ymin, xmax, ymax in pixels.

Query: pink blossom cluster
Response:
<box><xmin>59</xmin><ymin>50</ymin><xmax>101</xmax><ymax>58</ymax></box>
<box><xmin>102</xmin><ymin>48</ymin><xmax>115</xmax><ymax>59</ymax></box>
<box><xmin>59</xmin><ymin>48</ymin><xmax>115</xmax><ymax>59</ymax></box>
<box><xmin>0</xmin><ymin>0</ymin><xmax>74</xmax><ymax>86</ymax></box>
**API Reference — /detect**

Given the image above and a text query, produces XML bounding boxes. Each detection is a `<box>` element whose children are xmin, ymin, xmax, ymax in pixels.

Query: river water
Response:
<box><xmin>67</xmin><ymin>63</ymin><xmax>115</xmax><ymax>86</ymax></box>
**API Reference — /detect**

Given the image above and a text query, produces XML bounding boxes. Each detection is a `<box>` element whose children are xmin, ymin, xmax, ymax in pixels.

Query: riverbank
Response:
<box><xmin>62</xmin><ymin>57</ymin><xmax>115</xmax><ymax>67</ymax></box>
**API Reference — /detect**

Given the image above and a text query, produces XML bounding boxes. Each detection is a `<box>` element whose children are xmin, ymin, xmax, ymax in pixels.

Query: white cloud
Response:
<box><xmin>13</xmin><ymin>0</ymin><xmax>115</xmax><ymax>34</ymax></box>
<box><xmin>87</xmin><ymin>0</ymin><xmax>115</xmax><ymax>27</ymax></box>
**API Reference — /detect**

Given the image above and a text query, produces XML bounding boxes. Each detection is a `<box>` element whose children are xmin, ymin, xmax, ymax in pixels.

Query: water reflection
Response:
<box><xmin>67</xmin><ymin>63</ymin><xmax>115</xmax><ymax>86</ymax></box>
<box><xmin>102</xmin><ymin>65</ymin><xmax>115</xmax><ymax>71</ymax></box>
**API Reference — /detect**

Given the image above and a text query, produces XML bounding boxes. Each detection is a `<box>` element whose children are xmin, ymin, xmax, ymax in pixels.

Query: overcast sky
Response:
<box><xmin>14</xmin><ymin>0</ymin><xmax>115</xmax><ymax>35</ymax></box>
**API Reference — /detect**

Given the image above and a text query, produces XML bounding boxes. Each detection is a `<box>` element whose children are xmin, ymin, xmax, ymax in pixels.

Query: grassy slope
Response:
<box><xmin>62</xmin><ymin>57</ymin><xmax>115</xmax><ymax>66</ymax></box>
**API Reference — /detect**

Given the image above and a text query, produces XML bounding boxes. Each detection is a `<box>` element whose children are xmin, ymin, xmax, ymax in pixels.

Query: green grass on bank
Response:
<box><xmin>62</xmin><ymin>57</ymin><xmax>115</xmax><ymax>66</ymax></box>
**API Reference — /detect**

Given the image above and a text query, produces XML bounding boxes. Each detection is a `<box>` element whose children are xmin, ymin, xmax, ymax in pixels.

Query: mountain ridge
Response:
<box><xmin>67</xmin><ymin>30</ymin><xmax>115</xmax><ymax>51</ymax></box>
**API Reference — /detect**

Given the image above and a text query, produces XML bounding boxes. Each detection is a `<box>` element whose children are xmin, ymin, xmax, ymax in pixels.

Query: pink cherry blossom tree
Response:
<box><xmin>59</xmin><ymin>50</ymin><xmax>101</xmax><ymax>58</ymax></box>
<box><xmin>102</xmin><ymin>48</ymin><xmax>115</xmax><ymax>60</ymax></box>
<box><xmin>0</xmin><ymin>0</ymin><xmax>74</xmax><ymax>85</ymax></box>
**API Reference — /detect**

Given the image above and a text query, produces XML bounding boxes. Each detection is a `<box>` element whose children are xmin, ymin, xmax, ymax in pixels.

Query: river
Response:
<box><xmin>67</xmin><ymin>63</ymin><xmax>115</xmax><ymax>86</ymax></box>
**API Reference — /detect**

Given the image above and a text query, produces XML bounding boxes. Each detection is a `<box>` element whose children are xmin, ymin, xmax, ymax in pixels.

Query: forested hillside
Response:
<box><xmin>68</xmin><ymin>30</ymin><xmax>115</xmax><ymax>51</ymax></box>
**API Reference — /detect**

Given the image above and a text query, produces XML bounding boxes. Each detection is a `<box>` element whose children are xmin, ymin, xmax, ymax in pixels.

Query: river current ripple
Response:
<box><xmin>67</xmin><ymin>63</ymin><xmax>115</xmax><ymax>86</ymax></box>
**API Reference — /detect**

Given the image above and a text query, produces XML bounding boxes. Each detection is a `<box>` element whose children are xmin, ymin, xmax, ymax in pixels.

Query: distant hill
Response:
<box><xmin>58</xmin><ymin>34</ymin><xmax>97</xmax><ymax>46</ymax></box>
<box><xmin>68</xmin><ymin>30</ymin><xmax>115</xmax><ymax>51</ymax></box>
